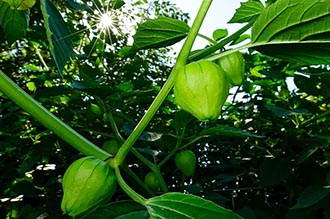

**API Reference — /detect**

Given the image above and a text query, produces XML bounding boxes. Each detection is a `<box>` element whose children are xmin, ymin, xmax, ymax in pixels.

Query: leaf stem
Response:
<box><xmin>197</xmin><ymin>33</ymin><xmax>217</xmax><ymax>44</ymax></box>
<box><xmin>110</xmin><ymin>0</ymin><xmax>214</xmax><ymax>168</ymax></box>
<box><xmin>189</xmin><ymin>19</ymin><xmax>255</xmax><ymax>62</ymax></box>
<box><xmin>300</xmin><ymin>109</ymin><xmax>330</xmax><ymax>128</ymax></box>
<box><xmin>114</xmin><ymin>167</ymin><xmax>147</xmax><ymax>204</ymax></box>
<box><xmin>0</xmin><ymin>71</ymin><xmax>109</xmax><ymax>159</ymax></box>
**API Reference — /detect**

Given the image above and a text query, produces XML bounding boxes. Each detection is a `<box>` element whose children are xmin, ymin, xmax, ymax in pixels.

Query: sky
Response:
<box><xmin>170</xmin><ymin>0</ymin><xmax>245</xmax><ymax>50</ymax></box>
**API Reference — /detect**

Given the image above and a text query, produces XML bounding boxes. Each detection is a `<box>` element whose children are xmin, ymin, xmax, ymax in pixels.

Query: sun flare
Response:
<box><xmin>70</xmin><ymin>0</ymin><xmax>135</xmax><ymax>57</ymax></box>
<box><xmin>96</xmin><ymin>10</ymin><xmax>121</xmax><ymax>35</ymax></box>
<box><xmin>99</xmin><ymin>12</ymin><xmax>114</xmax><ymax>28</ymax></box>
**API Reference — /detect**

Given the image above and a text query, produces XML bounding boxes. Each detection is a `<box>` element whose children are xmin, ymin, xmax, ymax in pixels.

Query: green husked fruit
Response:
<box><xmin>174</xmin><ymin>60</ymin><xmax>230</xmax><ymax>121</ymax></box>
<box><xmin>175</xmin><ymin>150</ymin><xmax>196</xmax><ymax>177</ymax></box>
<box><xmin>217</xmin><ymin>51</ymin><xmax>245</xmax><ymax>86</ymax></box>
<box><xmin>102</xmin><ymin>140</ymin><xmax>120</xmax><ymax>155</ymax></box>
<box><xmin>144</xmin><ymin>172</ymin><xmax>160</xmax><ymax>191</ymax></box>
<box><xmin>61</xmin><ymin>156</ymin><xmax>117</xmax><ymax>217</ymax></box>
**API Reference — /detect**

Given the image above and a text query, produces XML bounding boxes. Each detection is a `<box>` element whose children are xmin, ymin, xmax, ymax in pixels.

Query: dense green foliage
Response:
<box><xmin>1</xmin><ymin>0</ymin><xmax>330</xmax><ymax>218</ymax></box>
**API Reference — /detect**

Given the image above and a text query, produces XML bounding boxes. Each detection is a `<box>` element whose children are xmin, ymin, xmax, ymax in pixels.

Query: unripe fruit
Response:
<box><xmin>174</xmin><ymin>60</ymin><xmax>230</xmax><ymax>121</ymax></box>
<box><xmin>217</xmin><ymin>51</ymin><xmax>245</xmax><ymax>86</ymax></box>
<box><xmin>102</xmin><ymin>140</ymin><xmax>120</xmax><ymax>155</ymax></box>
<box><xmin>61</xmin><ymin>156</ymin><xmax>117</xmax><ymax>217</ymax></box>
<box><xmin>144</xmin><ymin>172</ymin><xmax>160</xmax><ymax>191</ymax></box>
<box><xmin>175</xmin><ymin>150</ymin><xmax>197</xmax><ymax>177</ymax></box>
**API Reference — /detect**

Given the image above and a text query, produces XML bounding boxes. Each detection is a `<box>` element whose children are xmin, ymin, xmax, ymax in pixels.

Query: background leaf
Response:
<box><xmin>145</xmin><ymin>192</ymin><xmax>243</xmax><ymax>219</ymax></box>
<box><xmin>0</xmin><ymin>1</ymin><xmax>29</xmax><ymax>44</ymax></box>
<box><xmin>132</xmin><ymin>16</ymin><xmax>190</xmax><ymax>50</ymax></box>
<box><xmin>291</xmin><ymin>185</ymin><xmax>330</xmax><ymax>209</ymax></box>
<box><xmin>264</xmin><ymin>104</ymin><xmax>309</xmax><ymax>117</ymax></box>
<box><xmin>259</xmin><ymin>158</ymin><xmax>292</xmax><ymax>187</ymax></box>
<box><xmin>40</xmin><ymin>0</ymin><xmax>73</xmax><ymax>74</ymax></box>
<box><xmin>200</xmin><ymin>125</ymin><xmax>264</xmax><ymax>138</ymax></box>
<box><xmin>251</xmin><ymin>0</ymin><xmax>330</xmax><ymax>64</ymax></box>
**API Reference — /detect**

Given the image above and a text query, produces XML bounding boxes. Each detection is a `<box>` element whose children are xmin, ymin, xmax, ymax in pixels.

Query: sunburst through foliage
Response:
<box><xmin>67</xmin><ymin>0</ymin><xmax>130</xmax><ymax>57</ymax></box>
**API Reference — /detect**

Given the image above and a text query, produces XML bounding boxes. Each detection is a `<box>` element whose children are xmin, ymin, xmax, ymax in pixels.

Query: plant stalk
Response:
<box><xmin>110</xmin><ymin>0</ymin><xmax>214</xmax><ymax>168</ymax></box>
<box><xmin>0</xmin><ymin>71</ymin><xmax>109</xmax><ymax>159</ymax></box>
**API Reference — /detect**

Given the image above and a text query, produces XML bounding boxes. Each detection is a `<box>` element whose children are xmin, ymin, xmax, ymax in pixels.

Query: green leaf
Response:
<box><xmin>259</xmin><ymin>158</ymin><xmax>292</xmax><ymax>187</ymax></box>
<box><xmin>291</xmin><ymin>185</ymin><xmax>330</xmax><ymax>209</ymax></box>
<box><xmin>297</xmin><ymin>146</ymin><xmax>320</xmax><ymax>164</ymax></box>
<box><xmin>213</xmin><ymin>29</ymin><xmax>228</xmax><ymax>41</ymax></box>
<box><xmin>3</xmin><ymin>0</ymin><xmax>21</xmax><ymax>9</ymax></box>
<box><xmin>200</xmin><ymin>125</ymin><xmax>264</xmax><ymax>138</ymax></box>
<box><xmin>132</xmin><ymin>16</ymin><xmax>190</xmax><ymax>50</ymax></box>
<box><xmin>110</xmin><ymin>0</ymin><xmax>125</xmax><ymax>9</ymax></box>
<box><xmin>170</xmin><ymin>110</ymin><xmax>193</xmax><ymax>131</ymax></box>
<box><xmin>145</xmin><ymin>192</ymin><xmax>243</xmax><ymax>219</ymax></box>
<box><xmin>17</xmin><ymin>0</ymin><xmax>36</xmax><ymax>10</ymax></box>
<box><xmin>0</xmin><ymin>1</ymin><xmax>29</xmax><ymax>44</ymax></box>
<box><xmin>66</xmin><ymin>0</ymin><xmax>90</xmax><ymax>10</ymax></box>
<box><xmin>40</xmin><ymin>0</ymin><xmax>73</xmax><ymax>74</ymax></box>
<box><xmin>228</xmin><ymin>0</ymin><xmax>265</xmax><ymax>23</ymax></box>
<box><xmin>82</xmin><ymin>200</ymin><xmax>148</xmax><ymax>219</ymax></box>
<box><xmin>251</xmin><ymin>0</ymin><xmax>330</xmax><ymax>64</ymax></box>
<box><xmin>264</xmin><ymin>104</ymin><xmax>309</xmax><ymax>117</ymax></box>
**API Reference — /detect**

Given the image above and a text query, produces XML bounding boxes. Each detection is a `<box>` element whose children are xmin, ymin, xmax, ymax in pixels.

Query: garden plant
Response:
<box><xmin>1</xmin><ymin>0</ymin><xmax>330</xmax><ymax>218</ymax></box>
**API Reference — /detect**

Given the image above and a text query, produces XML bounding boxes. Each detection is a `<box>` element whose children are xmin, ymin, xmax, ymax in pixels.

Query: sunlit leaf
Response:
<box><xmin>18</xmin><ymin>0</ymin><xmax>36</xmax><ymax>10</ymax></box>
<box><xmin>40</xmin><ymin>0</ymin><xmax>73</xmax><ymax>74</ymax></box>
<box><xmin>132</xmin><ymin>16</ymin><xmax>190</xmax><ymax>50</ymax></box>
<box><xmin>251</xmin><ymin>0</ymin><xmax>330</xmax><ymax>64</ymax></box>
<box><xmin>145</xmin><ymin>192</ymin><xmax>243</xmax><ymax>219</ymax></box>
<box><xmin>213</xmin><ymin>29</ymin><xmax>228</xmax><ymax>41</ymax></box>
<box><xmin>229</xmin><ymin>0</ymin><xmax>264</xmax><ymax>23</ymax></box>
<box><xmin>3</xmin><ymin>0</ymin><xmax>21</xmax><ymax>9</ymax></box>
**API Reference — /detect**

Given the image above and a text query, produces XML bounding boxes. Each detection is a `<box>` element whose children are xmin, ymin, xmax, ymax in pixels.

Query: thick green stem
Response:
<box><xmin>111</xmin><ymin>0</ymin><xmax>214</xmax><ymax>168</ymax></box>
<box><xmin>0</xmin><ymin>71</ymin><xmax>109</xmax><ymax>159</ymax></box>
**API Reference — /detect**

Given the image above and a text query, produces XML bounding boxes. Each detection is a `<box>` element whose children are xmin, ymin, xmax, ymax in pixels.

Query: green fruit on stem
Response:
<box><xmin>102</xmin><ymin>140</ymin><xmax>120</xmax><ymax>155</ymax></box>
<box><xmin>144</xmin><ymin>172</ymin><xmax>160</xmax><ymax>191</ymax></box>
<box><xmin>61</xmin><ymin>156</ymin><xmax>117</xmax><ymax>218</ymax></box>
<box><xmin>217</xmin><ymin>51</ymin><xmax>245</xmax><ymax>86</ymax></box>
<box><xmin>174</xmin><ymin>60</ymin><xmax>230</xmax><ymax>121</ymax></box>
<box><xmin>175</xmin><ymin>150</ymin><xmax>196</xmax><ymax>177</ymax></box>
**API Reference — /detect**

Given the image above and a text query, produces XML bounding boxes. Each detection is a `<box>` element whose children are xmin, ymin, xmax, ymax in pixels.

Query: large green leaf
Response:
<box><xmin>251</xmin><ymin>0</ymin><xmax>330</xmax><ymax>64</ymax></box>
<box><xmin>0</xmin><ymin>1</ymin><xmax>29</xmax><ymax>44</ymax></box>
<box><xmin>145</xmin><ymin>192</ymin><xmax>243</xmax><ymax>219</ymax></box>
<box><xmin>40</xmin><ymin>0</ymin><xmax>73</xmax><ymax>74</ymax></box>
<box><xmin>132</xmin><ymin>16</ymin><xmax>190</xmax><ymax>50</ymax></box>
<box><xmin>82</xmin><ymin>200</ymin><xmax>148</xmax><ymax>219</ymax></box>
<box><xmin>228</xmin><ymin>0</ymin><xmax>265</xmax><ymax>23</ymax></box>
